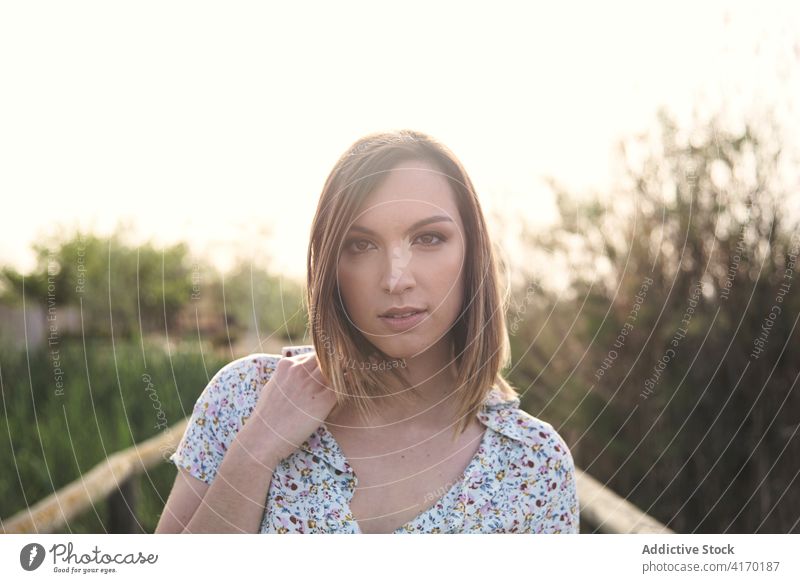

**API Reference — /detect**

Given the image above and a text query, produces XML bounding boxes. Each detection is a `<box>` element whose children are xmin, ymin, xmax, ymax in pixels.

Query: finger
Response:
<box><xmin>309</xmin><ymin>365</ymin><xmax>332</xmax><ymax>389</ymax></box>
<box><xmin>300</xmin><ymin>354</ymin><xmax>322</xmax><ymax>376</ymax></box>
<box><xmin>313</xmin><ymin>367</ymin><xmax>343</xmax><ymax>395</ymax></box>
<box><xmin>285</xmin><ymin>351</ymin><xmax>316</xmax><ymax>371</ymax></box>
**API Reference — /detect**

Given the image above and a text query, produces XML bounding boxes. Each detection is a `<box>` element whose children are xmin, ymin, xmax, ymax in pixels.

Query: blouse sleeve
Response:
<box><xmin>549</xmin><ymin>444</ymin><xmax>580</xmax><ymax>534</ymax></box>
<box><xmin>520</xmin><ymin>424</ymin><xmax>580</xmax><ymax>534</ymax></box>
<box><xmin>541</xmin><ymin>431</ymin><xmax>580</xmax><ymax>533</ymax></box>
<box><xmin>168</xmin><ymin>357</ymin><xmax>256</xmax><ymax>485</ymax></box>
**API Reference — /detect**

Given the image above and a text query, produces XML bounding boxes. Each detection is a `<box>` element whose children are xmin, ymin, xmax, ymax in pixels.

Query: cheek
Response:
<box><xmin>336</xmin><ymin>262</ymin><xmax>369</xmax><ymax>318</ymax></box>
<box><xmin>427</xmin><ymin>249</ymin><xmax>465</xmax><ymax>313</ymax></box>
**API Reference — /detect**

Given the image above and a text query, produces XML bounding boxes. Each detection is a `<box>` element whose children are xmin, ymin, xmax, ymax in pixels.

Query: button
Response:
<box><xmin>282</xmin><ymin>345</ymin><xmax>315</xmax><ymax>357</ymax></box>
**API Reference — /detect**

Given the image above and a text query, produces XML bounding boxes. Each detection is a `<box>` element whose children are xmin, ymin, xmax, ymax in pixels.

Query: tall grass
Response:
<box><xmin>0</xmin><ymin>337</ymin><xmax>229</xmax><ymax>533</ymax></box>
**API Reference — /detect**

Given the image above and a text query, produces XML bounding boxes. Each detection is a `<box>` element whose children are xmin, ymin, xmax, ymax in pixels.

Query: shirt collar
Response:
<box><xmin>477</xmin><ymin>388</ymin><xmax>530</xmax><ymax>443</ymax></box>
<box><xmin>283</xmin><ymin>346</ymin><xmax>526</xmax><ymax>473</ymax></box>
<box><xmin>298</xmin><ymin>388</ymin><xmax>525</xmax><ymax>476</ymax></box>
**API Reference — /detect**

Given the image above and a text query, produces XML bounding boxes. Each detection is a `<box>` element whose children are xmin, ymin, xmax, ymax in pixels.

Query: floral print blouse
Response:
<box><xmin>169</xmin><ymin>345</ymin><xmax>580</xmax><ymax>533</ymax></box>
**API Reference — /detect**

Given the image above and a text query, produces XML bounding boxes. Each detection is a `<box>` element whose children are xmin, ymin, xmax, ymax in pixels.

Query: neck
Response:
<box><xmin>330</xmin><ymin>340</ymin><xmax>460</xmax><ymax>430</ymax></box>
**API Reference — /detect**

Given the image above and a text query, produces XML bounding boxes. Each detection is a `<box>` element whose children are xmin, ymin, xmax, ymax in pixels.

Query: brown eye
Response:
<box><xmin>415</xmin><ymin>233</ymin><xmax>445</xmax><ymax>246</ymax></box>
<box><xmin>345</xmin><ymin>238</ymin><xmax>376</xmax><ymax>254</ymax></box>
<box><xmin>344</xmin><ymin>233</ymin><xmax>445</xmax><ymax>255</ymax></box>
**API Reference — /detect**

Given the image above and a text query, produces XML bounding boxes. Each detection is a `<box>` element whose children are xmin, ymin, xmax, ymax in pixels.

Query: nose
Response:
<box><xmin>381</xmin><ymin>239</ymin><xmax>416</xmax><ymax>294</ymax></box>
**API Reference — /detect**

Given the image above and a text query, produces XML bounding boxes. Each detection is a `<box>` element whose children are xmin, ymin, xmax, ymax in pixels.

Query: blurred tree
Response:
<box><xmin>509</xmin><ymin>108</ymin><xmax>800</xmax><ymax>533</ymax></box>
<box><xmin>208</xmin><ymin>259</ymin><xmax>309</xmax><ymax>349</ymax></box>
<box><xmin>178</xmin><ymin>222</ymin><xmax>311</xmax><ymax>352</ymax></box>
<box><xmin>0</xmin><ymin>227</ymin><xmax>309</xmax><ymax>351</ymax></box>
<box><xmin>0</xmin><ymin>228</ymin><xmax>193</xmax><ymax>338</ymax></box>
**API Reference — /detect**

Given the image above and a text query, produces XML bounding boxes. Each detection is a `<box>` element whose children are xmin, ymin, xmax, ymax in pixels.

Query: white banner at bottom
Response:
<box><xmin>1</xmin><ymin>534</ymin><xmax>798</xmax><ymax>582</ymax></box>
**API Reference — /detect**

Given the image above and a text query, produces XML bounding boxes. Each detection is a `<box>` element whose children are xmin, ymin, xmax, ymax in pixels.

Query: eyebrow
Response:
<box><xmin>348</xmin><ymin>215</ymin><xmax>454</xmax><ymax>237</ymax></box>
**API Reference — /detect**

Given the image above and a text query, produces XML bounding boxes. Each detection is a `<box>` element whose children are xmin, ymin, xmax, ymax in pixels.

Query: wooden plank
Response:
<box><xmin>576</xmin><ymin>468</ymin><xmax>674</xmax><ymax>533</ymax></box>
<box><xmin>1</xmin><ymin>419</ymin><xmax>188</xmax><ymax>534</ymax></box>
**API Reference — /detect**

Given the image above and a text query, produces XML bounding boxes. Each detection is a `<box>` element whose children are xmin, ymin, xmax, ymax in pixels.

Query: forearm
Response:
<box><xmin>182</xmin><ymin>422</ymin><xmax>283</xmax><ymax>534</ymax></box>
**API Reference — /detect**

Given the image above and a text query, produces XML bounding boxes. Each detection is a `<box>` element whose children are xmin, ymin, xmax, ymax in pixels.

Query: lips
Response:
<box><xmin>380</xmin><ymin>306</ymin><xmax>426</xmax><ymax>318</ymax></box>
<box><xmin>378</xmin><ymin>309</ymin><xmax>427</xmax><ymax>331</ymax></box>
<box><xmin>381</xmin><ymin>310</ymin><xmax>423</xmax><ymax>319</ymax></box>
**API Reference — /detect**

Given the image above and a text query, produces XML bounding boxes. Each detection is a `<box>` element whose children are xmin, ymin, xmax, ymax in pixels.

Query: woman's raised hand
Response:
<box><xmin>249</xmin><ymin>351</ymin><xmax>339</xmax><ymax>463</ymax></box>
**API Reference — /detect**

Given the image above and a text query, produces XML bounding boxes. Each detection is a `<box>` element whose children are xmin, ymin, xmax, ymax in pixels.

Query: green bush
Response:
<box><xmin>0</xmin><ymin>338</ymin><xmax>229</xmax><ymax>533</ymax></box>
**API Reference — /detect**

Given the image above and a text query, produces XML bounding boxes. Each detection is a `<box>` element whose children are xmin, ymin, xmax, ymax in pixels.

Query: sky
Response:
<box><xmin>1</xmin><ymin>1</ymin><xmax>799</xmax><ymax>285</ymax></box>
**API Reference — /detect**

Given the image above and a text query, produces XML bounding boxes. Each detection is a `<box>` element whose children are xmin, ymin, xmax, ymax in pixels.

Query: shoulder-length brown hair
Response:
<box><xmin>306</xmin><ymin>129</ymin><xmax>518</xmax><ymax>440</ymax></box>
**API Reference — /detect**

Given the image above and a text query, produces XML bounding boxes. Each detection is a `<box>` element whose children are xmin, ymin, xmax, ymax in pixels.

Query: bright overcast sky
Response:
<box><xmin>1</xmin><ymin>1</ymin><xmax>798</xmax><ymax>282</ymax></box>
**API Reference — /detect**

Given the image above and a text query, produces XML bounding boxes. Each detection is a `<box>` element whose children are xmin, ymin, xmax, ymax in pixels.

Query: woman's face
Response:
<box><xmin>336</xmin><ymin>159</ymin><xmax>466</xmax><ymax>360</ymax></box>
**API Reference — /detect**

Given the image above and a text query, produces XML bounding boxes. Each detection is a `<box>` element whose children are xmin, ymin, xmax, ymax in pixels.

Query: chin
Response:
<box><xmin>362</xmin><ymin>334</ymin><xmax>415</xmax><ymax>359</ymax></box>
<box><xmin>375</xmin><ymin>335</ymin><xmax>446</xmax><ymax>362</ymax></box>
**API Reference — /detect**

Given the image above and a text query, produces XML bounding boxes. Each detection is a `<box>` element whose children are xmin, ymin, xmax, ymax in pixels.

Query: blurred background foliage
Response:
<box><xmin>1</xmin><ymin>108</ymin><xmax>798</xmax><ymax>533</ymax></box>
<box><xmin>0</xmin><ymin>339</ymin><xmax>228</xmax><ymax>533</ymax></box>
<box><xmin>507</xmin><ymin>108</ymin><xmax>799</xmax><ymax>533</ymax></box>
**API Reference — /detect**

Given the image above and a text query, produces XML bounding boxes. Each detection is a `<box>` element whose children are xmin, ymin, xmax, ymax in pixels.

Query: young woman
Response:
<box><xmin>155</xmin><ymin>129</ymin><xmax>579</xmax><ymax>534</ymax></box>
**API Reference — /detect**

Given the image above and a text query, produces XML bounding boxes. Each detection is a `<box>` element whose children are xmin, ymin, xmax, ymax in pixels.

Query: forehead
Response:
<box><xmin>354</xmin><ymin>160</ymin><xmax>461</xmax><ymax>226</ymax></box>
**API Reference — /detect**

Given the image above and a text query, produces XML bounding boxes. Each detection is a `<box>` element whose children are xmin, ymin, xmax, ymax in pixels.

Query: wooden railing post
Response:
<box><xmin>108</xmin><ymin>475</ymin><xmax>144</xmax><ymax>533</ymax></box>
